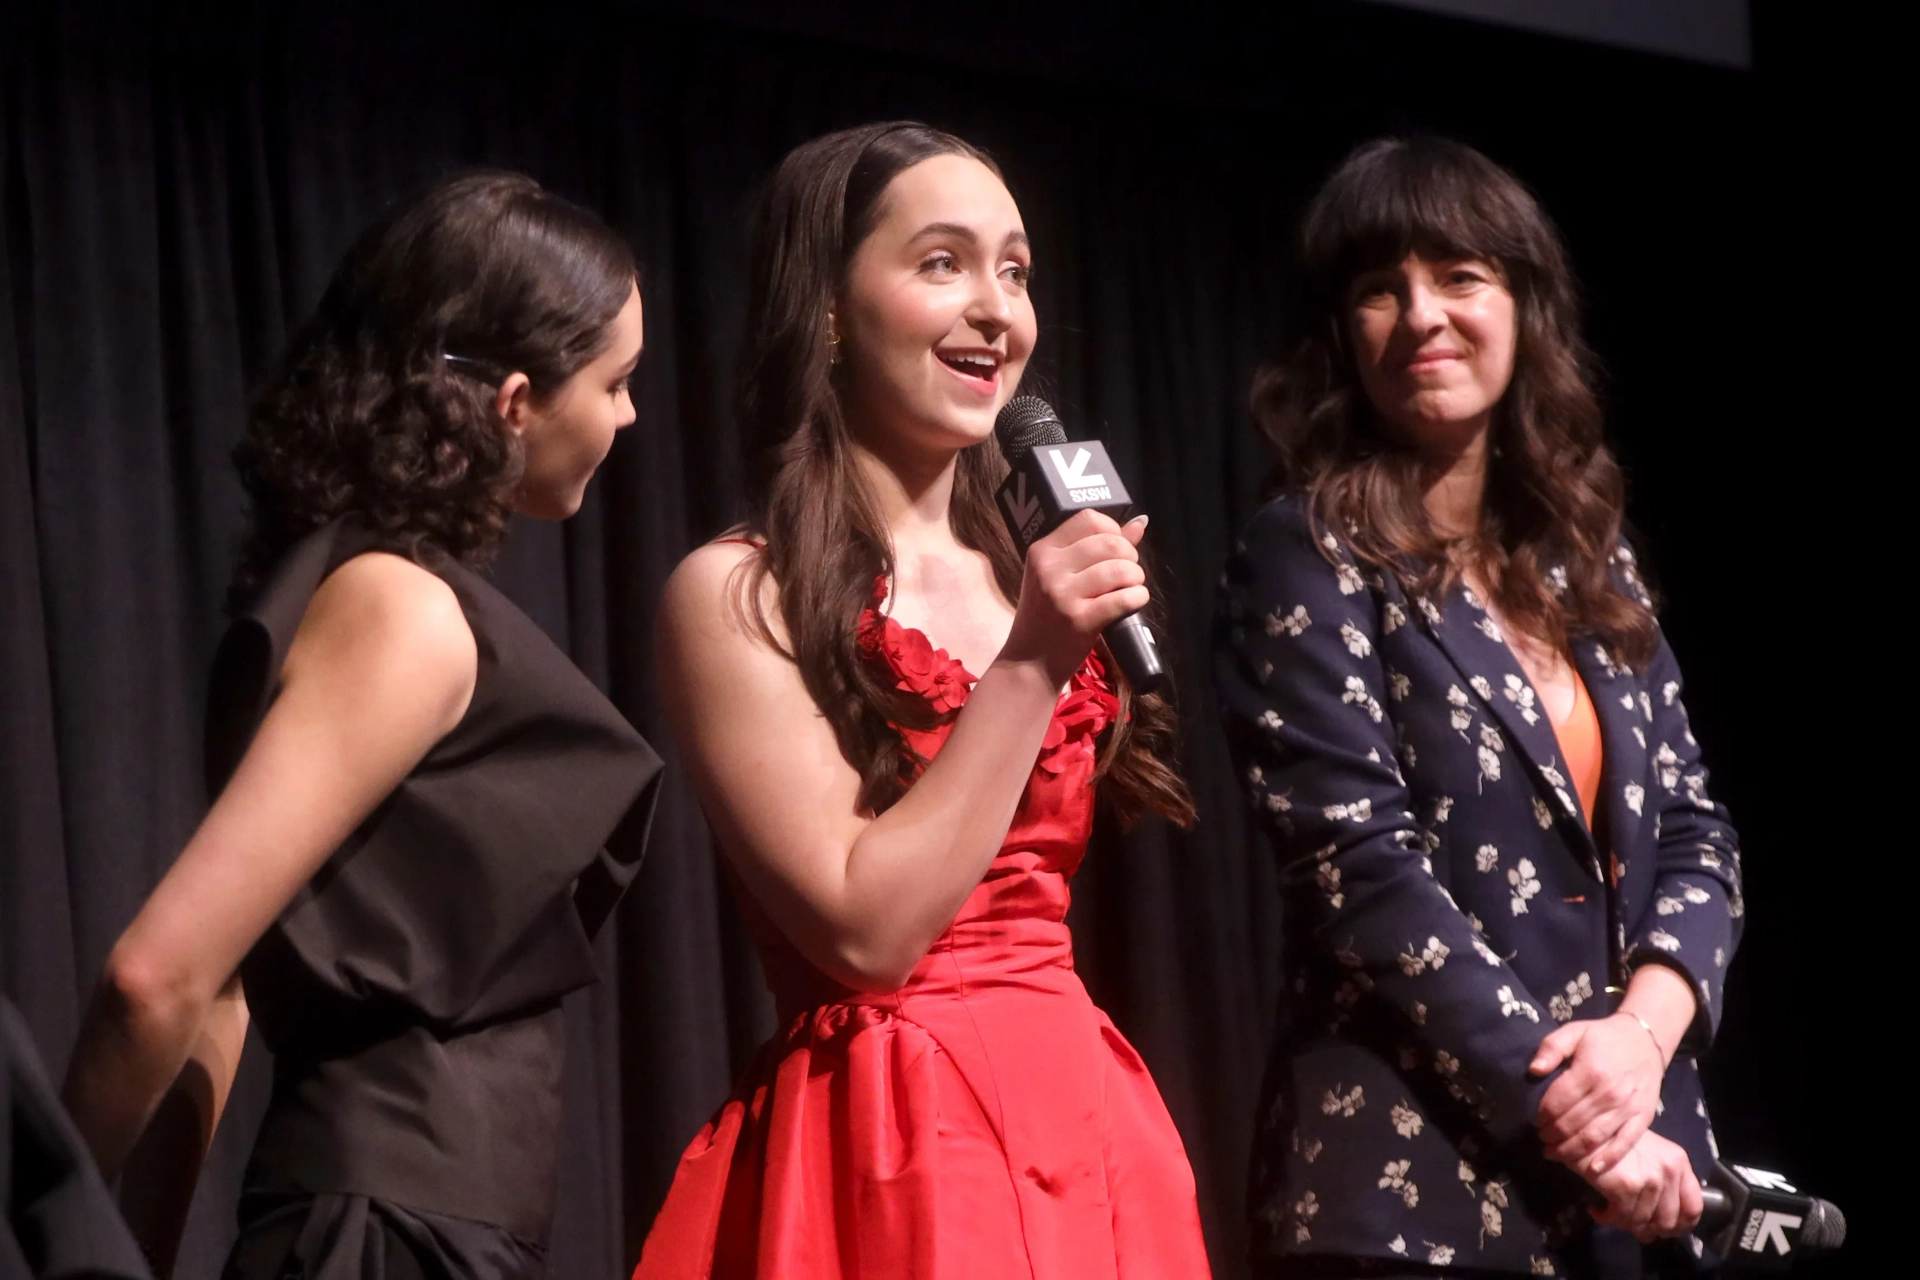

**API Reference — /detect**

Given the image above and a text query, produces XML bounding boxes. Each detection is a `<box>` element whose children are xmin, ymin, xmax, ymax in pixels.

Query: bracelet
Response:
<box><xmin>1618</xmin><ymin>1009</ymin><xmax>1667</xmax><ymax>1067</ymax></box>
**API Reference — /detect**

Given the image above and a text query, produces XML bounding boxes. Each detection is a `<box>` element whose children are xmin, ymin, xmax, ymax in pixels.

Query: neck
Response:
<box><xmin>849</xmin><ymin>422</ymin><xmax>961</xmax><ymax>556</ymax></box>
<box><xmin>1420</xmin><ymin>415</ymin><xmax>1492</xmax><ymax>543</ymax></box>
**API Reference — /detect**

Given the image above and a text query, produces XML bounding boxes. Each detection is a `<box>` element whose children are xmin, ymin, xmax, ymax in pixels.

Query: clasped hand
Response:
<box><xmin>1530</xmin><ymin>1013</ymin><xmax>1700</xmax><ymax>1239</ymax></box>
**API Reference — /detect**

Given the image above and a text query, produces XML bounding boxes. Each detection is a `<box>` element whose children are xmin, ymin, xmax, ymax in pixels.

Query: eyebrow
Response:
<box><xmin>909</xmin><ymin>222</ymin><xmax>1030</xmax><ymax>252</ymax></box>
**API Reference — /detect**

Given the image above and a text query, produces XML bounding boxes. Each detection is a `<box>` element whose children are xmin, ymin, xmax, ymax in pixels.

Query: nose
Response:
<box><xmin>965</xmin><ymin>270</ymin><xmax>1015</xmax><ymax>339</ymax></box>
<box><xmin>1401</xmin><ymin>281</ymin><xmax>1445</xmax><ymax>338</ymax></box>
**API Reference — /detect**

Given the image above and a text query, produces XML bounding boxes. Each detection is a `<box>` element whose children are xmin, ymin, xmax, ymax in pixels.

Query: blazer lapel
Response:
<box><xmin>1572</xmin><ymin>640</ymin><xmax>1651</xmax><ymax>893</ymax></box>
<box><xmin>1413</xmin><ymin>582</ymin><xmax>1603</xmax><ymax>879</ymax></box>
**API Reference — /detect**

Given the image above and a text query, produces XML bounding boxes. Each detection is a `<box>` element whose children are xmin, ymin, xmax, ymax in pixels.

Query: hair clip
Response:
<box><xmin>443</xmin><ymin>352</ymin><xmax>505</xmax><ymax>384</ymax></box>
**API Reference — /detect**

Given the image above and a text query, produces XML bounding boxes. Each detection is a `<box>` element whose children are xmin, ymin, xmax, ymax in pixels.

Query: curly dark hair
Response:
<box><xmin>735</xmin><ymin>122</ymin><xmax>1194</xmax><ymax>827</ymax></box>
<box><xmin>229</xmin><ymin>169</ymin><xmax>636</xmax><ymax>609</ymax></box>
<box><xmin>1254</xmin><ymin>136</ymin><xmax>1657</xmax><ymax>668</ymax></box>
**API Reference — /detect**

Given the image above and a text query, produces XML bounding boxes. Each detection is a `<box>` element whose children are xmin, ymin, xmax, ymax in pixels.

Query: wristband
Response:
<box><xmin>1619</xmin><ymin>1009</ymin><xmax>1667</xmax><ymax>1068</ymax></box>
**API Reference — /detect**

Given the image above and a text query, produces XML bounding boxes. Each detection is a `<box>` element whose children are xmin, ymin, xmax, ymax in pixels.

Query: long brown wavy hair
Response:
<box><xmin>230</xmin><ymin>170</ymin><xmax>635</xmax><ymax>609</ymax></box>
<box><xmin>735</xmin><ymin>122</ymin><xmax>1193</xmax><ymax>826</ymax></box>
<box><xmin>1254</xmin><ymin>136</ymin><xmax>1657</xmax><ymax>668</ymax></box>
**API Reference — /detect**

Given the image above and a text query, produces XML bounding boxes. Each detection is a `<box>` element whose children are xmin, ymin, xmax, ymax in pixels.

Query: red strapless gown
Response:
<box><xmin>634</xmin><ymin>592</ymin><xmax>1211</xmax><ymax>1279</ymax></box>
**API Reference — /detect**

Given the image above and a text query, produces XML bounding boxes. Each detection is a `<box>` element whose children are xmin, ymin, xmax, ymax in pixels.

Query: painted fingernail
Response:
<box><xmin>1128</xmin><ymin>514</ymin><xmax>1149</xmax><ymax>530</ymax></box>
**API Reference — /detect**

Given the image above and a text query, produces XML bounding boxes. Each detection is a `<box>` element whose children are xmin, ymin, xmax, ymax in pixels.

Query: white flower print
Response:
<box><xmin>1316</xmin><ymin>861</ymin><xmax>1344</xmax><ymax>909</ymax></box>
<box><xmin>1508</xmin><ymin>858</ymin><xmax>1541</xmax><ymax>914</ymax></box>
<box><xmin>1265</xmin><ymin>604</ymin><xmax>1311</xmax><ymax>637</ymax></box>
<box><xmin>1684</xmin><ymin>883</ymin><xmax>1712</xmax><ymax>904</ymax></box>
<box><xmin>1472</xmin><ymin>937</ymin><xmax>1503</xmax><ymax>966</ymax></box>
<box><xmin>1458</xmin><ymin>1160</ymin><xmax>1477</xmax><ymax>1190</ymax></box>
<box><xmin>1388</xmin><ymin>1236</ymin><xmax>1408</xmax><ymax>1256</ymax></box>
<box><xmin>1342</xmin><ymin>675</ymin><xmax>1384</xmax><ymax>722</ymax></box>
<box><xmin>1481</xmin><ymin>1199</ymin><xmax>1504</xmax><ymax>1241</ymax></box>
<box><xmin>1264</xmin><ymin>790</ymin><xmax>1291</xmax><ymax>814</ymax></box>
<box><xmin>1620</xmin><ymin>691</ymin><xmax>1636</xmax><ymax>712</ymax></box>
<box><xmin>1532</xmin><ymin>796</ymin><xmax>1554</xmax><ymax>829</ymax></box>
<box><xmin>1656</xmin><ymin>894</ymin><xmax>1685</xmax><ymax>916</ymax></box>
<box><xmin>1302</xmin><ymin>1138</ymin><xmax>1323</xmax><ymax>1163</ymax></box>
<box><xmin>1715</xmin><ymin>946</ymin><xmax>1726</xmax><ymax>967</ymax></box>
<box><xmin>1496</xmin><ymin>985</ymin><xmax>1540</xmax><ymax>1021</ymax></box>
<box><xmin>1663</xmin><ymin>679</ymin><xmax>1680</xmax><ymax>706</ymax></box>
<box><xmin>1390</xmin><ymin>1101</ymin><xmax>1425</xmax><ymax>1137</ymax></box>
<box><xmin>1422</xmin><ymin>937</ymin><xmax>1450</xmax><ymax>969</ymax></box>
<box><xmin>1410</xmin><ymin>1001</ymin><xmax>1427</xmax><ymax>1026</ymax></box>
<box><xmin>1388</xmin><ymin>670</ymin><xmax>1412</xmax><ymax>701</ymax></box>
<box><xmin>1428</xmin><ymin>1244</ymin><xmax>1454</xmax><ymax>1265</ymax></box>
<box><xmin>1593</xmin><ymin>643</ymin><xmax>1618</xmax><ymax>678</ymax></box>
<box><xmin>1478</xmin><ymin>745</ymin><xmax>1502</xmax><ymax>782</ymax></box>
<box><xmin>1503</xmin><ymin>674</ymin><xmax>1540</xmax><ymax>725</ymax></box>
<box><xmin>1632</xmin><ymin>725</ymin><xmax>1646</xmax><ymax>749</ymax></box>
<box><xmin>1378</xmin><ymin>1159</ymin><xmax>1419</xmax><ymax>1208</ymax></box>
<box><xmin>1383</xmin><ymin>601</ymin><xmax>1407</xmax><ymax>633</ymax></box>
<box><xmin>1548</xmin><ymin>564</ymin><xmax>1569</xmax><ymax>594</ymax></box>
<box><xmin>1322</xmin><ymin>1084</ymin><xmax>1365</xmax><ymax>1117</ymax></box>
<box><xmin>1245</xmin><ymin>763</ymin><xmax>1263</xmax><ymax>787</ymax></box>
<box><xmin>1469</xmin><ymin>674</ymin><xmax>1493</xmax><ymax>701</ymax></box>
<box><xmin>1257</xmin><ymin>709</ymin><xmax>1283</xmax><ymax>735</ymax></box>
<box><xmin>1291</xmin><ymin>1189</ymin><xmax>1319</xmax><ymax>1242</ymax></box>
<box><xmin>1624</xmin><ymin>783</ymin><xmax>1645</xmax><ymax>816</ymax></box>
<box><xmin>1475</xmin><ymin>844</ymin><xmax>1499</xmax><ymax>873</ymax></box>
<box><xmin>1434</xmin><ymin>1050</ymin><xmax>1460</xmax><ymax>1078</ymax></box>
<box><xmin>1476</xmin><ymin>616</ymin><xmax>1503</xmax><ymax>643</ymax></box>
<box><xmin>1335</xmin><ymin>561</ymin><xmax>1365</xmax><ymax>595</ymax></box>
<box><xmin>1480</xmin><ymin>722</ymin><xmax>1505</xmax><ymax>754</ymax></box>
<box><xmin>1324</xmin><ymin>797</ymin><xmax>1373</xmax><ymax>823</ymax></box>
<box><xmin>1340</xmin><ymin>621</ymin><xmax>1372</xmax><ymax>657</ymax></box>
<box><xmin>1548</xmin><ymin>973</ymin><xmax>1593</xmax><ymax>1023</ymax></box>
<box><xmin>1639</xmin><ymin>691</ymin><xmax>1653</xmax><ymax>722</ymax></box>
<box><xmin>1531</xmin><ymin>1258</ymin><xmax>1557</xmax><ymax>1276</ymax></box>
<box><xmin>1485</xmin><ymin>1180</ymin><xmax>1509</xmax><ymax>1210</ymax></box>
<box><xmin>1647</xmin><ymin>929</ymin><xmax>1681</xmax><ymax>953</ymax></box>
<box><xmin>1418</xmin><ymin>595</ymin><xmax>1443</xmax><ymax>626</ymax></box>
<box><xmin>1654</xmin><ymin>744</ymin><xmax>1682</xmax><ymax>792</ymax></box>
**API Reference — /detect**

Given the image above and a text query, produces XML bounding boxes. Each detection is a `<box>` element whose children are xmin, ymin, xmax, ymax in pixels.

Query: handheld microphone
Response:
<box><xmin>992</xmin><ymin>395</ymin><xmax>1166</xmax><ymax>694</ymax></box>
<box><xmin>1697</xmin><ymin>1160</ymin><xmax>1845</xmax><ymax>1271</ymax></box>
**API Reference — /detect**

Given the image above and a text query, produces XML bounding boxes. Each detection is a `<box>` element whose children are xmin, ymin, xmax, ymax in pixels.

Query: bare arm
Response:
<box><xmin>662</xmin><ymin>510</ymin><xmax>1146</xmax><ymax>991</ymax></box>
<box><xmin>60</xmin><ymin>552</ymin><xmax>476</xmax><ymax>1211</ymax></box>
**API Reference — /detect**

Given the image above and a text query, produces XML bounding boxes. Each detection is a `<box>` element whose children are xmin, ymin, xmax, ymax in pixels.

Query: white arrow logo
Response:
<box><xmin>1734</xmin><ymin>1166</ymin><xmax>1798</xmax><ymax>1194</ymax></box>
<box><xmin>1048</xmin><ymin>447</ymin><xmax>1106</xmax><ymax>489</ymax></box>
<box><xmin>1004</xmin><ymin>472</ymin><xmax>1040</xmax><ymax>530</ymax></box>
<box><xmin>1753</xmin><ymin>1211</ymin><xmax>1802</xmax><ymax>1256</ymax></box>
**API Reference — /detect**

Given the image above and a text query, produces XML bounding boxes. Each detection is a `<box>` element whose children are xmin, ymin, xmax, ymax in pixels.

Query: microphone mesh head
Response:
<box><xmin>995</xmin><ymin>395</ymin><xmax>1067</xmax><ymax>466</ymax></box>
<box><xmin>1802</xmin><ymin>1199</ymin><xmax>1847</xmax><ymax>1250</ymax></box>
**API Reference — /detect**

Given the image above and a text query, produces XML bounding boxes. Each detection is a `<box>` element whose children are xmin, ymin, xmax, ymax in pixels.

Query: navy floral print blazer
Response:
<box><xmin>1216</xmin><ymin>495</ymin><xmax>1744</xmax><ymax>1276</ymax></box>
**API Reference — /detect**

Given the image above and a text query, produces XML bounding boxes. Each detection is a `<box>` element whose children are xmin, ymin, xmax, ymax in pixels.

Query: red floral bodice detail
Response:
<box><xmin>856</xmin><ymin>575</ymin><xmax>1120</xmax><ymax>776</ymax></box>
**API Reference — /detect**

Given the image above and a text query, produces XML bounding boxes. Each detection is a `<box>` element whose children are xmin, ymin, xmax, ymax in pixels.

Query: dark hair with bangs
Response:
<box><xmin>1254</xmin><ymin>135</ymin><xmax>1657</xmax><ymax>668</ymax></box>
<box><xmin>735</xmin><ymin>121</ymin><xmax>1194</xmax><ymax>826</ymax></box>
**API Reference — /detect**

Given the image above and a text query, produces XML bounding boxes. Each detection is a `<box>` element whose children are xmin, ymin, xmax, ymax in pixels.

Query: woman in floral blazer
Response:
<box><xmin>1217</xmin><ymin>138</ymin><xmax>1744</xmax><ymax>1278</ymax></box>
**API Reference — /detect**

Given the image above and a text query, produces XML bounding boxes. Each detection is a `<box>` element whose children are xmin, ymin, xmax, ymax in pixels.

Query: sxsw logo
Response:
<box><xmin>1045</xmin><ymin>446</ymin><xmax>1112</xmax><ymax>504</ymax></box>
<box><xmin>1001</xmin><ymin>473</ymin><xmax>1046</xmax><ymax>543</ymax></box>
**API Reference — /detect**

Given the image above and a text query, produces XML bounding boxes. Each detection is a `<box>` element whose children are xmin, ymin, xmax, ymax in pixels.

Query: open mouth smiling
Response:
<box><xmin>937</xmin><ymin>349</ymin><xmax>1002</xmax><ymax>388</ymax></box>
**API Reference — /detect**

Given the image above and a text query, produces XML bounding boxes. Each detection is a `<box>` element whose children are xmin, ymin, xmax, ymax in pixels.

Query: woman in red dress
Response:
<box><xmin>635</xmin><ymin>122</ymin><xmax>1212</xmax><ymax>1279</ymax></box>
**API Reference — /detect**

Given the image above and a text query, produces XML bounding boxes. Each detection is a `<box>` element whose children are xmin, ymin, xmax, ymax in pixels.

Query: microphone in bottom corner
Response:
<box><xmin>1698</xmin><ymin>1160</ymin><xmax>1844</xmax><ymax>1271</ymax></box>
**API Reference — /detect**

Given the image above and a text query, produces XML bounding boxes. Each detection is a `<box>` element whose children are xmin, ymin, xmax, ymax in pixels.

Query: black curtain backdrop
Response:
<box><xmin>0</xmin><ymin>3</ymin><xmax>1858</xmax><ymax>1277</ymax></box>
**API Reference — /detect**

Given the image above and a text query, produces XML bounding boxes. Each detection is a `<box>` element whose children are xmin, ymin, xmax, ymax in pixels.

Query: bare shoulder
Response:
<box><xmin>659</xmin><ymin>539</ymin><xmax>786</xmax><ymax>653</ymax></box>
<box><xmin>290</xmin><ymin>552</ymin><xmax>477</xmax><ymax>695</ymax></box>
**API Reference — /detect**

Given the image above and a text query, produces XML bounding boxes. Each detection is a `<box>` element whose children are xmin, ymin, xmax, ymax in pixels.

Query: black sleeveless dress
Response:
<box><xmin>204</xmin><ymin>518</ymin><xmax>662</xmax><ymax>1279</ymax></box>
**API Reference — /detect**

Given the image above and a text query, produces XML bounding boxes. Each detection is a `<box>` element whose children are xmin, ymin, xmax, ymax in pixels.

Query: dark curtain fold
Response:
<box><xmin>0</xmin><ymin>4</ymin><xmax>1844</xmax><ymax>1278</ymax></box>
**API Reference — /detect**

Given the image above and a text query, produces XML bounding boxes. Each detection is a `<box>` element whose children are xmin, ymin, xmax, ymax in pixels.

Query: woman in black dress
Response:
<box><xmin>60</xmin><ymin>171</ymin><xmax>660</xmax><ymax>1279</ymax></box>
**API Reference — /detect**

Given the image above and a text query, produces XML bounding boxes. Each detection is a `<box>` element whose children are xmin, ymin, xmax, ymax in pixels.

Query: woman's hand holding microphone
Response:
<box><xmin>998</xmin><ymin>508</ymin><xmax>1149</xmax><ymax>689</ymax></box>
<box><xmin>1529</xmin><ymin>964</ymin><xmax>1704</xmax><ymax>1240</ymax></box>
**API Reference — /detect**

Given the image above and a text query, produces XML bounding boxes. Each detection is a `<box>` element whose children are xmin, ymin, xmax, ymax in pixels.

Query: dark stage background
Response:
<box><xmin>0</xmin><ymin>2</ymin><xmax>1858</xmax><ymax>1277</ymax></box>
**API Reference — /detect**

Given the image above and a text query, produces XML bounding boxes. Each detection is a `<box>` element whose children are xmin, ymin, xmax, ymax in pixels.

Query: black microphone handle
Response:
<box><xmin>1698</xmin><ymin>1184</ymin><xmax>1732</xmax><ymax>1236</ymax></box>
<box><xmin>1104</xmin><ymin>611</ymin><xmax>1166</xmax><ymax>695</ymax></box>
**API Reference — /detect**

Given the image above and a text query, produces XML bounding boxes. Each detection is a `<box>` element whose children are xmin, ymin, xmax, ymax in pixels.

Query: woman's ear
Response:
<box><xmin>493</xmin><ymin>372</ymin><xmax>534</xmax><ymax>435</ymax></box>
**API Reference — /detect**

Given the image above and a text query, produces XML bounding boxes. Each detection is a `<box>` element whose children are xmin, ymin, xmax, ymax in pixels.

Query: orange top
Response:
<box><xmin>1550</xmin><ymin>669</ymin><xmax>1604</xmax><ymax>831</ymax></box>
